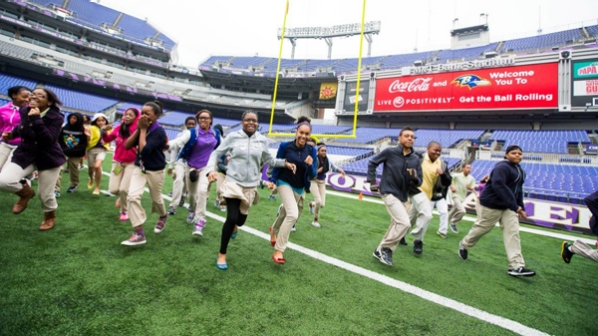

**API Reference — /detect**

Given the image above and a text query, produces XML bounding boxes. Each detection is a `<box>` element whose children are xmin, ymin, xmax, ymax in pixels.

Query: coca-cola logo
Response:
<box><xmin>393</xmin><ymin>96</ymin><xmax>405</xmax><ymax>108</ymax></box>
<box><xmin>388</xmin><ymin>78</ymin><xmax>432</xmax><ymax>93</ymax></box>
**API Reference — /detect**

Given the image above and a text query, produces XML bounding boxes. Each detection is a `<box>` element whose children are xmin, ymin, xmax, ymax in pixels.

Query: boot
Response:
<box><xmin>39</xmin><ymin>211</ymin><xmax>56</xmax><ymax>231</ymax></box>
<box><xmin>13</xmin><ymin>184</ymin><xmax>36</xmax><ymax>214</ymax></box>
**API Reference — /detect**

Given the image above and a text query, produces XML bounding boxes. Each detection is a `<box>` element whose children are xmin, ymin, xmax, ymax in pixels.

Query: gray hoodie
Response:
<box><xmin>206</xmin><ymin>130</ymin><xmax>286</xmax><ymax>188</ymax></box>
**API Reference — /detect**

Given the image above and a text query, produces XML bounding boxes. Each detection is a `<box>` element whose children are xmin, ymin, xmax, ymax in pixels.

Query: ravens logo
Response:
<box><xmin>451</xmin><ymin>75</ymin><xmax>491</xmax><ymax>89</ymax></box>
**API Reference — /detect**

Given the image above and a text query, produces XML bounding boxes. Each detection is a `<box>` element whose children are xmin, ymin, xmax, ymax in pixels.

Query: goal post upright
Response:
<box><xmin>269</xmin><ymin>0</ymin><xmax>372</xmax><ymax>141</ymax></box>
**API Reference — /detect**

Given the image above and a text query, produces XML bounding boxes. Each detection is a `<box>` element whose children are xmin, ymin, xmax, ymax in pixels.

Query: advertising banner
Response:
<box><xmin>571</xmin><ymin>59</ymin><xmax>598</xmax><ymax>108</ymax></box>
<box><xmin>374</xmin><ymin>63</ymin><xmax>558</xmax><ymax>112</ymax></box>
<box><xmin>586</xmin><ymin>144</ymin><xmax>598</xmax><ymax>155</ymax></box>
<box><xmin>573</xmin><ymin>80</ymin><xmax>598</xmax><ymax>96</ymax></box>
<box><xmin>573</xmin><ymin>60</ymin><xmax>598</xmax><ymax>79</ymax></box>
<box><xmin>319</xmin><ymin>82</ymin><xmax>338</xmax><ymax>100</ymax></box>
<box><xmin>343</xmin><ymin>81</ymin><xmax>369</xmax><ymax>112</ymax></box>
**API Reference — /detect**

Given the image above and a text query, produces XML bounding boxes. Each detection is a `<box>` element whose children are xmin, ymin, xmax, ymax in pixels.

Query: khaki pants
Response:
<box><xmin>0</xmin><ymin>142</ymin><xmax>16</xmax><ymax>172</ymax></box>
<box><xmin>378</xmin><ymin>193</ymin><xmax>411</xmax><ymax>252</ymax></box>
<box><xmin>186</xmin><ymin>165</ymin><xmax>210</xmax><ymax>223</ymax></box>
<box><xmin>216</xmin><ymin>173</ymin><xmax>225</xmax><ymax>203</ymax></box>
<box><xmin>431</xmin><ymin>198</ymin><xmax>449</xmax><ymax>235</ymax></box>
<box><xmin>127</xmin><ymin>167</ymin><xmax>166</xmax><ymax>227</ymax></box>
<box><xmin>0</xmin><ymin>162</ymin><xmax>61</xmax><ymax>212</ymax></box>
<box><xmin>272</xmin><ymin>184</ymin><xmax>304</xmax><ymax>253</ymax></box>
<box><xmin>109</xmin><ymin>162</ymin><xmax>136</xmax><ymax>213</ymax></box>
<box><xmin>571</xmin><ymin>240</ymin><xmax>598</xmax><ymax>262</ymax></box>
<box><xmin>55</xmin><ymin>156</ymin><xmax>84</xmax><ymax>191</ymax></box>
<box><xmin>448</xmin><ymin>196</ymin><xmax>466</xmax><ymax>224</ymax></box>
<box><xmin>87</xmin><ymin>147</ymin><xmax>107</xmax><ymax>167</ymax></box>
<box><xmin>310</xmin><ymin>179</ymin><xmax>326</xmax><ymax>218</ymax></box>
<box><xmin>409</xmin><ymin>193</ymin><xmax>433</xmax><ymax>241</ymax></box>
<box><xmin>460</xmin><ymin>204</ymin><xmax>525</xmax><ymax>269</ymax></box>
<box><xmin>475</xmin><ymin>198</ymin><xmax>482</xmax><ymax>217</ymax></box>
<box><xmin>220</xmin><ymin>180</ymin><xmax>258</xmax><ymax>215</ymax></box>
<box><xmin>169</xmin><ymin>160</ymin><xmax>187</xmax><ymax>208</ymax></box>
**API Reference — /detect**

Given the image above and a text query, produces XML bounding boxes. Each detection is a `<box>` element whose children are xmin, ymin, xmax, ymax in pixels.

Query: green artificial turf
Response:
<box><xmin>1</xmin><ymin>156</ymin><xmax>596</xmax><ymax>335</ymax></box>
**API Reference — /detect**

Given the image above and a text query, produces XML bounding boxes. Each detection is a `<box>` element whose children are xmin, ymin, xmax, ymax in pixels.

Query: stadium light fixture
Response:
<box><xmin>277</xmin><ymin>21</ymin><xmax>381</xmax><ymax>59</ymax></box>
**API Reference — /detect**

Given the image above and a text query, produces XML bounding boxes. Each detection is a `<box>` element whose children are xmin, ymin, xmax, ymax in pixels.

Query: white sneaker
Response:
<box><xmin>121</xmin><ymin>233</ymin><xmax>146</xmax><ymax>246</ymax></box>
<box><xmin>220</xmin><ymin>205</ymin><xmax>226</xmax><ymax>212</ymax></box>
<box><xmin>311</xmin><ymin>221</ymin><xmax>321</xmax><ymax>228</ymax></box>
<box><xmin>193</xmin><ymin>226</ymin><xmax>204</xmax><ymax>236</ymax></box>
<box><xmin>291</xmin><ymin>225</ymin><xmax>296</xmax><ymax>232</ymax></box>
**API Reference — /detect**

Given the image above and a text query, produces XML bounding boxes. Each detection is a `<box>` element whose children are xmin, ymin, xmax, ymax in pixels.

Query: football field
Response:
<box><xmin>1</xmin><ymin>157</ymin><xmax>597</xmax><ymax>335</ymax></box>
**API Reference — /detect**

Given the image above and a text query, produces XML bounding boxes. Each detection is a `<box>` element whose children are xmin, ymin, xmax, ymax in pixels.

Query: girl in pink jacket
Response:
<box><xmin>102</xmin><ymin>108</ymin><xmax>140</xmax><ymax>221</ymax></box>
<box><xmin>0</xmin><ymin>86</ymin><xmax>31</xmax><ymax>172</ymax></box>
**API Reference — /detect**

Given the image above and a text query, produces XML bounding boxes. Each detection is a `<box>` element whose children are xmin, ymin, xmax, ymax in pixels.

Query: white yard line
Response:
<box><xmin>96</xmin><ymin>169</ymin><xmax>547</xmax><ymax>335</ymax></box>
<box><xmin>326</xmin><ymin>190</ymin><xmax>596</xmax><ymax>245</ymax></box>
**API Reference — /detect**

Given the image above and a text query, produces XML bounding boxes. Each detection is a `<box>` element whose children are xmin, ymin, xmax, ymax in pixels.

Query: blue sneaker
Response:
<box><xmin>216</xmin><ymin>260</ymin><xmax>228</xmax><ymax>271</ymax></box>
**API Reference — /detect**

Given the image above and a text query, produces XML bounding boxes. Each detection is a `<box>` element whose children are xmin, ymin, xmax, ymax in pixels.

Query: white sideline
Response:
<box><xmin>326</xmin><ymin>190</ymin><xmax>596</xmax><ymax>245</ymax></box>
<box><xmin>95</xmin><ymin>170</ymin><xmax>547</xmax><ymax>335</ymax></box>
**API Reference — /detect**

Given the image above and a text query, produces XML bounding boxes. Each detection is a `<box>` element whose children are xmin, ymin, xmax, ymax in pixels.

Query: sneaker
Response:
<box><xmin>154</xmin><ymin>215</ymin><xmax>167</xmax><ymax>234</ymax></box>
<box><xmin>291</xmin><ymin>225</ymin><xmax>296</xmax><ymax>232</ymax></box>
<box><xmin>413</xmin><ymin>239</ymin><xmax>423</xmax><ymax>255</ymax></box>
<box><xmin>119</xmin><ymin>211</ymin><xmax>129</xmax><ymax>221</ymax></box>
<box><xmin>309</xmin><ymin>201</ymin><xmax>314</xmax><ymax>214</ymax></box>
<box><xmin>54</xmin><ymin>191</ymin><xmax>61</xmax><ymax>198</ymax></box>
<box><xmin>399</xmin><ymin>237</ymin><xmax>408</xmax><ymax>246</ymax></box>
<box><xmin>220</xmin><ymin>205</ymin><xmax>226</xmax><ymax>212</ymax></box>
<box><xmin>507</xmin><ymin>266</ymin><xmax>536</xmax><ymax>277</ymax></box>
<box><xmin>193</xmin><ymin>225</ymin><xmax>204</xmax><ymax>237</ymax></box>
<box><xmin>311</xmin><ymin>221</ymin><xmax>321</xmax><ymax>228</ymax></box>
<box><xmin>458</xmin><ymin>247</ymin><xmax>468</xmax><ymax>260</ymax></box>
<box><xmin>168</xmin><ymin>191</ymin><xmax>173</xmax><ymax>197</ymax></box>
<box><xmin>450</xmin><ymin>223</ymin><xmax>459</xmax><ymax>234</ymax></box>
<box><xmin>561</xmin><ymin>241</ymin><xmax>573</xmax><ymax>264</ymax></box>
<box><xmin>67</xmin><ymin>185</ymin><xmax>78</xmax><ymax>193</ymax></box>
<box><xmin>269</xmin><ymin>195</ymin><xmax>277</xmax><ymax>201</ymax></box>
<box><xmin>168</xmin><ymin>206</ymin><xmax>176</xmax><ymax>215</ymax></box>
<box><xmin>214</xmin><ymin>199</ymin><xmax>220</xmax><ymax>207</ymax></box>
<box><xmin>373</xmin><ymin>247</ymin><xmax>393</xmax><ymax>266</ymax></box>
<box><xmin>186</xmin><ymin>211</ymin><xmax>196</xmax><ymax>224</ymax></box>
<box><xmin>436</xmin><ymin>231</ymin><xmax>447</xmax><ymax>239</ymax></box>
<box><xmin>179</xmin><ymin>197</ymin><xmax>185</xmax><ymax>207</ymax></box>
<box><xmin>87</xmin><ymin>179</ymin><xmax>93</xmax><ymax>189</ymax></box>
<box><xmin>121</xmin><ymin>233</ymin><xmax>146</xmax><ymax>246</ymax></box>
<box><xmin>193</xmin><ymin>219</ymin><xmax>206</xmax><ymax>236</ymax></box>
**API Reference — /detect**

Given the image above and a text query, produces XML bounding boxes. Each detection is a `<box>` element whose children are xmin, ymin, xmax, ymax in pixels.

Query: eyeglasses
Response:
<box><xmin>243</xmin><ymin>119</ymin><xmax>258</xmax><ymax>123</ymax></box>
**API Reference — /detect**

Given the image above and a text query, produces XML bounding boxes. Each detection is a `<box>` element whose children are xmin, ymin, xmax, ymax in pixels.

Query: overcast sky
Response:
<box><xmin>98</xmin><ymin>0</ymin><xmax>598</xmax><ymax>67</ymax></box>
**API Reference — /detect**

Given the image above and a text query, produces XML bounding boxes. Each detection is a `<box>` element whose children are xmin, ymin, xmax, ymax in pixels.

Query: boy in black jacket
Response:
<box><xmin>369</xmin><ymin>127</ymin><xmax>422</xmax><ymax>266</ymax></box>
<box><xmin>459</xmin><ymin>145</ymin><xmax>535</xmax><ymax>277</ymax></box>
<box><xmin>55</xmin><ymin>113</ymin><xmax>88</xmax><ymax>196</ymax></box>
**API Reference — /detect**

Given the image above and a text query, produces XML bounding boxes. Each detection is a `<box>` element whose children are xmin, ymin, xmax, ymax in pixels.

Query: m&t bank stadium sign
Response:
<box><xmin>405</xmin><ymin>57</ymin><xmax>516</xmax><ymax>75</ymax></box>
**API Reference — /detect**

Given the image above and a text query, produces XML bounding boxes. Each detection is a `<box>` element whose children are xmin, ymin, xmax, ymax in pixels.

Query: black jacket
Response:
<box><xmin>11</xmin><ymin>105</ymin><xmax>66</xmax><ymax>170</ymax></box>
<box><xmin>431</xmin><ymin>159</ymin><xmax>452</xmax><ymax>201</ymax></box>
<box><xmin>367</xmin><ymin>145</ymin><xmax>422</xmax><ymax>202</ymax></box>
<box><xmin>479</xmin><ymin>160</ymin><xmax>525</xmax><ymax>212</ymax></box>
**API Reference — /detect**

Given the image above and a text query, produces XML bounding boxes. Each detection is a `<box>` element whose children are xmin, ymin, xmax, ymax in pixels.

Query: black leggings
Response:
<box><xmin>219</xmin><ymin>198</ymin><xmax>248</xmax><ymax>254</ymax></box>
